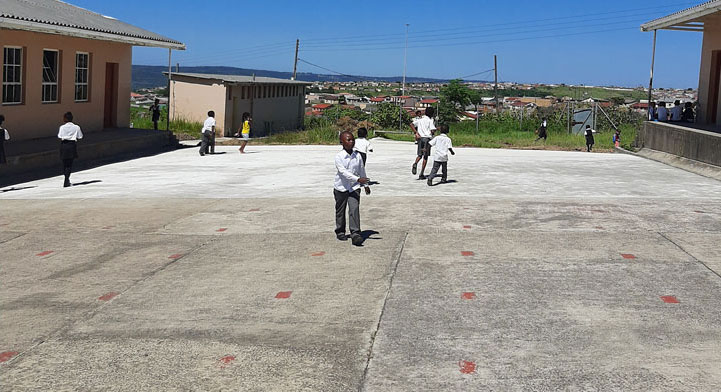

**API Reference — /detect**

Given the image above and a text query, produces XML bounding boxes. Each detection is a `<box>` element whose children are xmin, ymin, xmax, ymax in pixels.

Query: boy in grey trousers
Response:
<box><xmin>334</xmin><ymin>131</ymin><xmax>371</xmax><ymax>246</ymax></box>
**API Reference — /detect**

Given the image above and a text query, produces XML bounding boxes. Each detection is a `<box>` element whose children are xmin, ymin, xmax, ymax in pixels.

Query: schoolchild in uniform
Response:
<box><xmin>0</xmin><ymin>115</ymin><xmax>9</xmax><ymax>165</ymax></box>
<box><xmin>58</xmin><ymin>112</ymin><xmax>83</xmax><ymax>187</ymax></box>
<box><xmin>334</xmin><ymin>131</ymin><xmax>371</xmax><ymax>246</ymax></box>
<box><xmin>200</xmin><ymin>111</ymin><xmax>215</xmax><ymax>156</ymax></box>
<box><xmin>427</xmin><ymin>124</ymin><xmax>455</xmax><ymax>186</ymax></box>
<box><xmin>409</xmin><ymin>107</ymin><xmax>436</xmax><ymax>179</ymax></box>
<box><xmin>149</xmin><ymin>98</ymin><xmax>161</xmax><ymax>130</ymax></box>
<box><xmin>353</xmin><ymin>127</ymin><xmax>373</xmax><ymax>165</ymax></box>
<box><xmin>585</xmin><ymin>124</ymin><xmax>595</xmax><ymax>152</ymax></box>
<box><xmin>535</xmin><ymin>117</ymin><xmax>548</xmax><ymax>142</ymax></box>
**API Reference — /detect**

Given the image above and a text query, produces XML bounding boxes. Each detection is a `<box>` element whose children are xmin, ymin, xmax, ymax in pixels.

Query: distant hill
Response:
<box><xmin>132</xmin><ymin>65</ymin><xmax>470</xmax><ymax>90</ymax></box>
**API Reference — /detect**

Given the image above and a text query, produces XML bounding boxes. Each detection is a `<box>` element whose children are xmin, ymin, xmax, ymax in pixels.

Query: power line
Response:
<box><xmin>297</xmin><ymin>58</ymin><xmax>375</xmax><ymax>81</ymax></box>
<box><xmin>459</xmin><ymin>68</ymin><xmax>495</xmax><ymax>80</ymax></box>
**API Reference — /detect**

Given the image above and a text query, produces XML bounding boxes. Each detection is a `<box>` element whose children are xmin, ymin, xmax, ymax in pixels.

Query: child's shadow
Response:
<box><xmin>429</xmin><ymin>179</ymin><xmax>458</xmax><ymax>187</ymax></box>
<box><xmin>355</xmin><ymin>230</ymin><xmax>381</xmax><ymax>246</ymax></box>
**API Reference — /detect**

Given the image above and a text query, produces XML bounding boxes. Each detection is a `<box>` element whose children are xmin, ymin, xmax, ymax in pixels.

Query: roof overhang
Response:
<box><xmin>0</xmin><ymin>17</ymin><xmax>186</xmax><ymax>50</ymax></box>
<box><xmin>641</xmin><ymin>0</ymin><xmax>721</xmax><ymax>32</ymax></box>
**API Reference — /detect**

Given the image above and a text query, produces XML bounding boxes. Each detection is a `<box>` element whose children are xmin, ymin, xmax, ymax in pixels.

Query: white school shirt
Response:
<box><xmin>202</xmin><ymin>117</ymin><xmax>216</xmax><ymax>132</ymax></box>
<box><xmin>334</xmin><ymin>149</ymin><xmax>367</xmax><ymax>192</ymax></box>
<box><xmin>57</xmin><ymin>122</ymin><xmax>83</xmax><ymax>141</ymax></box>
<box><xmin>656</xmin><ymin>106</ymin><xmax>668</xmax><ymax>121</ymax></box>
<box><xmin>415</xmin><ymin>115</ymin><xmax>436</xmax><ymax>138</ymax></box>
<box><xmin>429</xmin><ymin>133</ymin><xmax>453</xmax><ymax>162</ymax></box>
<box><xmin>3</xmin><ymin>128</ymin><xmax>9</xmax><ymax>140</ymax></box>
<box><xmin>353</xmin><ymin>138</ymin><xmax>372</xmax><ymax>154</ymax></box>
<box><xmin>670</xmin><ymin>105</ymin><xmax>683</xmax><ymax>121</ymax></box>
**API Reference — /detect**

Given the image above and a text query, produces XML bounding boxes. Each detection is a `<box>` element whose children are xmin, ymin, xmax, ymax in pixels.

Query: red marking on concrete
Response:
<box><xmin>216</xmin><ymin>228</ymin><xmax>228</xmax><ymax>232</ymax></box>
<box><xmin>0</xmin><ymin>351</ymin><xmax>19</xmax><ymax>363</ymax></box>
<box><xmin>461</xmin><ymin>292</ymin><xmax>476</xmax><ymax>300</ymax></box>
<box><xmin>592</xmin><ymin>209</ymin><xmax>605</xmax><ymax>213</ymax></box>
<box><xmin>595</xmin><ymin>226</ymin><xmax>604</xmax><ymax>230</ymax></box>
<box><xmin>463</xmin><ymin>225</ymin><xmax>472</xmax><ymax>229</ymax></box>
<box><xmin>461</xmin><ymin>251</ymin><xmax>475</xmax><ymax>257</ymax></box>
<box><xmin>621</xmin><ymin>254</ymin><xmax>636</xmax><ymax>259</ymax></box>
<box><xmin>101</xmin><ymin>226</ymin><xmax>114</xmax><ymax>230</ymax></box>
<box><xmin>311</xmin><ymin>251</ymin><xmax>326</xmax><ymax>257</ymax></box>
<box><xmin>36</xmin><ymin>251</ymin><xmax>54</xmax><ymax>257</ymax></box>
<box><xmin>694</xmin><ymin>210</ymin><xmax>706</xmax><ymax>214</ymax></box>
<box><xmin>98</xmin><ymin>292</ymin><xmax>118</xmax><ymax>301</ymax></box>
<box><xmin>458</xmin><ymin>360</ymin><xmax>476</xmax><ymax>374</ymax></box>
<box><xmin>275</xmin><ymin>291</ymin><xmax>292</xmax><ymax>299</ymax></box>
<box><xmin>219</xmin><ymin>355</ymin><xmax>235</xmax><ymax>366</ymax></box>
<box><xmin>661</xmin><ymin>296</ymin><xmax>680</xmax><ymax>304</ymax></box>
<box><xmin>168</xmin><ymin>254</ymin><xmax>183</xmax><ymax>260</ymax></box>
<box><xmin>248</xmin><ymin>208</ymin><xmax>261</xmax><ymax>212</ymax></box>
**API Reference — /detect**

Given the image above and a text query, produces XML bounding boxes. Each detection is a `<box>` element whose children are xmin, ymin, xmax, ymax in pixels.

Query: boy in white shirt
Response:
<box><xmin>0</xmin><ymin>114</ymin><xmax>8</xmax><ymax>165</ymax></box>
<box><xmin>335</xmin><ymin>131</ymin><xmax>371</xmax><ymax>246</ymax></box>
<box><xmin>656</xmin><ymin>102</ymin><xmax>668</xmax><ymax>122</ymax></box>
<box><xmin>200</xmin><ymin>111</ymin><xmax>216</xmax><ymax>156</ymax></box>
<box><xmin>670</xmin><ymin>100</ymin><xmax>683</xmax><ymax>122</ymax></box>
<box><xmin>57</xmin><ymin>112</ymin><xmax>83</xmax><ymax>187</ymax></box>
<box><xmin>427</xmin><ymin>124</ymin><xmax>455</xmax><ymax>186</ymax></box>
<box><xmin>353</xmin><ymin>127</ymin><xmax>373</xmax><ymax>166</ymax></box>
<box><xmin>409</xmin><ymin>107</ymin><xmax>436</xmax><ymax>179</ymax></box>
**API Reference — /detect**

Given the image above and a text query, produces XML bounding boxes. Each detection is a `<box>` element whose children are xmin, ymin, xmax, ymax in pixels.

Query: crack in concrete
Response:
<box><xmin>659</xmin><ymin>232</ymin><xmax>721</xmax><ymax>280</ymax></box>
<box><xmin>358</xmin><ymin>231</ymin><xmax>408</xmax><ymax>392</ymax></box>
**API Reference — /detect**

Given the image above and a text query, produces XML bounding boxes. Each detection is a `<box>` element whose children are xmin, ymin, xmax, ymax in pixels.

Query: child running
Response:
<box><xmin>334</xmin><ymin>131</ymin><xmax>371</xmax><ymax>246</ymax></box>
<box><xmin>585</xmin><ymin>125</ymin><xmax>595</xmax><ymax>152</ymax></box>
<box><xmin>353</xmin><ymin>127</ymin><xmax>373</xmax><ymax>165</ymax></box>
<box><xmin>427</xmin><ymin>124</ymin><xmax>455</xmax><ymax>186</ymax></box>
<box><xmin>410</xmin><ymin>107</ymin><xmax>436</xmax><ymax>179</ymax></box>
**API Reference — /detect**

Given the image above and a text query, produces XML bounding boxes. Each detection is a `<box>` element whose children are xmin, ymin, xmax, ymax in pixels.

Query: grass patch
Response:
<box><xmin>130</xmin><ymin>107</ymin><xmax>204</xmax><ymax>139</ymax></box>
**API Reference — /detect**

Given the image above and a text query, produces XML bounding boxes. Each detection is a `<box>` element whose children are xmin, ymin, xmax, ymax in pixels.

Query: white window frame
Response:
<box><xmin>75</xmin><ymin>52</ymin><xmax>89</xmax><ymax>102</ymax></box>
<box><xmin>42</xmin><ymin>49</ymin><xmax>59</xmax><ymax>103</ymax></box>
<box><xmin>2</xmin><ymin>46</ymin><xmax>23</xmax><ymax>105</ymax></box>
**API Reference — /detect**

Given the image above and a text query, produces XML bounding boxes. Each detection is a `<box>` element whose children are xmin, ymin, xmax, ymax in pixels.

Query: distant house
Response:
<box><xmin>168</xmin><ymin>73</ymin><xmax>311</xmax><ymax>136</ymax></box>
<box><xmin>369</xmin><ymin>96</ymin><xmax>388</xmax><ymax>103</ymax></box>
<box><xmin>0</xmin><ymin>0</ymin><xmax>184</xmax><ymax>140</ymax></box>
<box><xmin>312</xmin><ymin>103</ymin><xmax>333</xmax><ymax>115</ymax></box>
<box><xmin>418</xmin><ymin>98</ymin><xmax>438</xmax><ymax>109</ymax></box>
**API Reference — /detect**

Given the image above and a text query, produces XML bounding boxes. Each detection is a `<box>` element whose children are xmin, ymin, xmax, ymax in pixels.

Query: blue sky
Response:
<box><xmin>71</xmin><ymin>0</ymin><xmax>703</xmax><ymax>88</ymax></box>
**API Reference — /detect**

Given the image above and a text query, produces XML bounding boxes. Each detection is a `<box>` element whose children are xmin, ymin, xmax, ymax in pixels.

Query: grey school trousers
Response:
<box><xmin>334</xmin><ymin>188</ymin><xmax>361</xmax><ymax>235</ymax></box>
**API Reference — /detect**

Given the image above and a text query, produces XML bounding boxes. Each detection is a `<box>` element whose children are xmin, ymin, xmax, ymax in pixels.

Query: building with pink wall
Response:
<box><xmin>0</xmin><ymin>0</ymin><xmax>184</xmax><ymax>141</ymax></box>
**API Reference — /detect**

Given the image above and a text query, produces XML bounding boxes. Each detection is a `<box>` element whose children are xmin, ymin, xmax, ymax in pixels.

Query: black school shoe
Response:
<box><xmin>418</xmin><ymin>174</ymin><xmax>427</xmax><ymax>180</ymax></box>
<box><xmin>427</xmin><ymin>177</ymin><xmax>433</xmax><ymax>186</ymax></box>
<box><xmin>351</xmin><ymin>233</ymin><xmax>363</xmax><ymax>246</ymax></box>
<box><xmin>336</xmin><ymin>233</ymin><xmax>348</xmax><ymax>241</ymax></box>
<box><xmin>412</xmin><ymin>164</ymin><xmax>417</xmax><ymax>175</ymax></box>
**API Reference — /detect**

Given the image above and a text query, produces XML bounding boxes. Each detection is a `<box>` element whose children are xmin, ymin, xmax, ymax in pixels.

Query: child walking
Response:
<box><xmin>353</xmin><ymin>127</ymin><xmax>373</xmax><ymax>165</ymax></box>
<box><xmin>427</xmin><ymin>124</ymin><xmax>455</xmax><ymax>186</ymax></box>
<box><xmin>200</xmin><ymin>110</ymin><xmax>215</xmax><ymax>156</ymax></box>
<box><xmin>0</xmin><ymin>115</ymin><xmax>8</xmax><ymax>165</ymax></box>
<box><xmin>334</xmin><ymin>131</ymin><xmax>371</xmax><ymax>246</ymax></box>
<box><xmin>613</xmin><ymin>130</ymin><xmax>621</xmax><ymax>148</ymax></box>
<box><xmin>238</xmin><ymin>112</ymin><xmax>251</xmax><ymax>153</ymax></box>
<box><xmin>585</xmin><ymin>124</ymin><xmax>595</xmax><ymax>152</ymax></box>
<box><xmin>409</xmin><ymin>107</ymin><xmax>436</xmax><ymax>179</ymax></box>
<box><xmin>58</xmin><ymin>112</ymin><xmax>83</xmax><ymax>187</ymax></box>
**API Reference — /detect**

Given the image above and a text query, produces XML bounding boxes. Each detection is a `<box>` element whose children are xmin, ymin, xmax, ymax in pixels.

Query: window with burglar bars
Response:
<box><xmin>42</xmin><ymin>50</ymin><xmax>59</xmax><ymax>103</ymax></box>
<box><xmin>75</xmin><ymin>52</ymin><xmax>89</xmax><ymax>102</ymax></box>
<box><xmin>2</xmin><ymin>47</ymin><xmax>23</xmax><ymax>104</ymax></box>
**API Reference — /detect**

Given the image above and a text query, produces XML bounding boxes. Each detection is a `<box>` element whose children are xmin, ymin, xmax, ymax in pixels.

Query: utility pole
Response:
<box><xmin>494</xmin><ymin>55</ymin><xmax>499</xmax><ymax>114</ymax></box>
<box><xmin>167</xmin><ymin>48</ymin><xmax>172</xmax><ymax>131</ymax></box>
<box><xmin>647</xmin><ymin>30</ymin><xmax>657</xmax><ymax>120</ymax></box>
<box><xmin>292</xmin><ymin>39</ymin><xmax>299</xmax><ymax>80</ymax></box>
<box><xmin>400</xmin><ymin>23</ymin><xmax>409</xmax><ymax>130</ymax></box>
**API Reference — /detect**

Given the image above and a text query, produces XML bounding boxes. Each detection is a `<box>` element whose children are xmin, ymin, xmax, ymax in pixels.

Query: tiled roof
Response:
<box><xmin>0</xmin><ymin>0</ymin><xmax>184</xmax><ymax>48</ymax></box>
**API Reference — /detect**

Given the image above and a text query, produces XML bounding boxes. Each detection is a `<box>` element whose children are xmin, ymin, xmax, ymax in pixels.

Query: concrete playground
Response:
<box><xmin>1</xmin><ymin>138</ymin><xmax>721</xmax><ymax>391</ymax></box>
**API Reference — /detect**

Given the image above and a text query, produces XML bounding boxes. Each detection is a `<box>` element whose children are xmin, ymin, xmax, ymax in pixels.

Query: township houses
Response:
<box><xmin>169</xmin><ymin>73</ymin><xmax>310</xmax><ymax>136</ymax></box>
<box><xmin>0</xmin><ymin>0</ymin><xmax>184</xmax><ymax>141</ymax></box>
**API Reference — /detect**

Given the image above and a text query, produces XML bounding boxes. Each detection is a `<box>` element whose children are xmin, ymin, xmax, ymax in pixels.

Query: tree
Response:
<box><xmin>371</xmin><ymin>102</ymin><xmax>411</xmax><ymax>129</ymax></box>
<box><xmin>438</xmin><ymin>79</ymin><xmax>472</xmax><ymax>123</ymax></box>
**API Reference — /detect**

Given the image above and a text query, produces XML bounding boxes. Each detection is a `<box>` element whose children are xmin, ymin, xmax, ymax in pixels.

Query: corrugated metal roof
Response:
<box><xmin>641</xmin><ymin>0</ymin><xmax>719</xmax><ymax>31</ymax></box>
<box><xmin>0</xmin><ymin>0</ymin><xmax>184</xmax><ymax>48</ymax></box>
<box><xmin>169</xmin><ymin>72</ymin><xmax>312</xmax><ymax>85</ymax></box>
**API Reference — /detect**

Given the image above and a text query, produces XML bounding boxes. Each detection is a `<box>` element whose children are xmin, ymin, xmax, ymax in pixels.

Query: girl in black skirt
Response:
<box><xmin>585</xmin><ymin>125</ymin><xmax>595</xmax><ymax>152</ymax></box>
<box><xmin>0</xmin><ymin>115</ymin><xmax>8</xmax><ymax>165</ymax></box>
<box><xmin>57</xmin><ymin>112</ymin><xmax>83</xmax><ymax>187</ymax></box>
